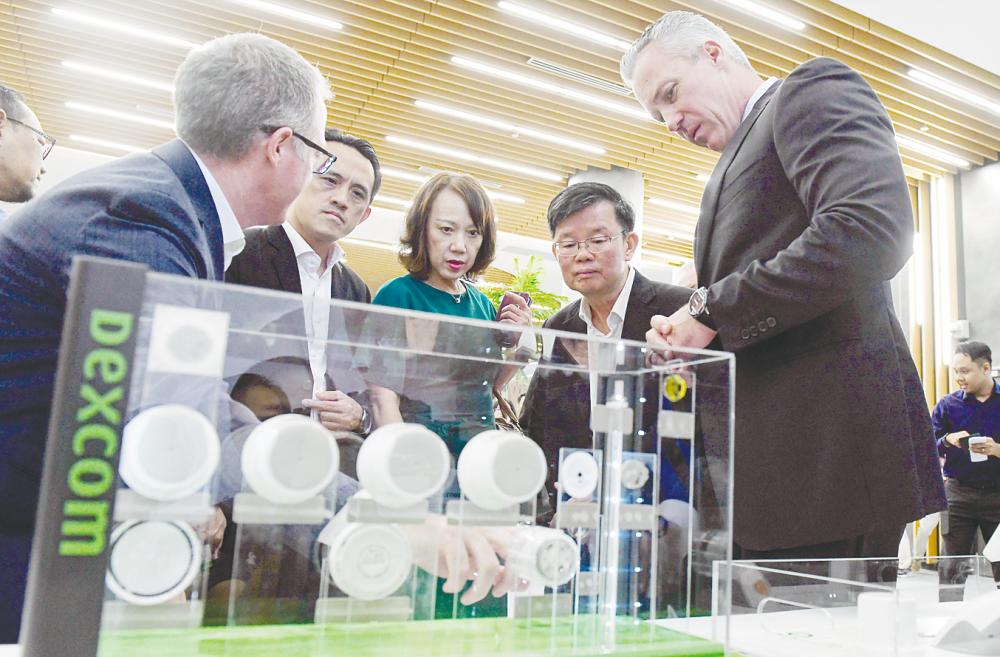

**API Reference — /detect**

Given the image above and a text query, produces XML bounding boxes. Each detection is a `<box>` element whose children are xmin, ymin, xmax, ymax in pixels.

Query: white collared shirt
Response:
<box><xmin>742</xmin><ymin>77</ymin><xmax>779</xmax><ymax>123</ymax></box>
<box><xmin>578</xmin><ymin>267</ymin><xmax>636</xmax><ymax>407</ymax></box>
<box><xmin>186</xmin><ymin>145</ymin><xmax>245</xmax><ymax>271</ymax></box>
<box><xmin>282</xmin><ymin>221</ymin><xmax>345</xmax><ymax>396</ymax></box>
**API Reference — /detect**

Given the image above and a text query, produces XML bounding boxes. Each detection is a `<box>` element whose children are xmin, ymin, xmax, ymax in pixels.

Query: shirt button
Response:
<box><xmin>757</xmin><ymin>320</ymin><xmax>767</xmax><ymax>333</ymax></box>
<box><xmin>741</xmin><ymin>329</ymin><xmax>750</xmax><ymax>340</ymax></box>
<box><xmin>750</xmin><ymin>326</ymin><xmax>759</xmax><ymax>337</ymax></box>
<box><xmin>767</xmin><ymin>316</ymin><xmax>777</xmax><ymax>328</ymax></box>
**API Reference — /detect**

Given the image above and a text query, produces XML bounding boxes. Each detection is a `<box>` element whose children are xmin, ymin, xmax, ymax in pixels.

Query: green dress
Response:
<box><xmin>368</xmin><ymin>275</ymin><xmax>501</xmax><ymax>456</ymax></box>
<box><xmin>368</xmin><ymin>275</ymin><xmax>505</xmax><ymax>619</ymax></box>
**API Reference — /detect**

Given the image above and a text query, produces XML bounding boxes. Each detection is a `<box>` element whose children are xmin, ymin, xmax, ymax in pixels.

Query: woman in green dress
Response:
<box><xmin>366</xmin><ymin>172</ymin><xmax>531</xmax><ymax>456</ymax></box>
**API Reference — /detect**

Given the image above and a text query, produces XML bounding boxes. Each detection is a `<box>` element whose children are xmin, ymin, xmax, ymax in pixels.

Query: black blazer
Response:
<box><xmin>518</xmin><ymin>270</ymin><xmax>691</xmax><ymax>514</ymax></box>
<box><xmin>226</xmin><ymin>224</ymin><xmax>371</xmax><ymax>303</ymax></box>
<box><xmin>224</xmin><ymin>224</ymin><xmax>372</xmax><ymax>407</ymax></box>
<box><xmin>695</xmin><ymin>58</ymin><xmax>945</xmax><ymax>550</ymax></box>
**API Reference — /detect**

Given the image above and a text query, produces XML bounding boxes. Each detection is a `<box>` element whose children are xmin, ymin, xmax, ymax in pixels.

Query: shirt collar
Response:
<box><xmin>742</xmin><ymin>77</ymin><xmax>779</xmax><ymax>123</ymax></box>
<box><xmin>185</xmin><ymin>144</ymin><xmax>244</xmax><ymax>271</ymax></box>
<box><xmin>578</xmin><ymin>267</ymin><xmax>636</xmax><ymax>334</ymax></box>
<box><xmin>282</xmin><ymin>220</ymin><xmax>344</xmax><ymax>277</ymax></box>
<box><xmin>960</xmin><ymin>382</ymin><xmax>1000</xmax><ymax>402</ymax></box>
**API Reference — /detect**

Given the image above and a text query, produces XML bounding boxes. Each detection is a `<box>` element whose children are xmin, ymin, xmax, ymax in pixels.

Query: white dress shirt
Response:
<box><xmin>578</xmin><ymin>267</ymin><xmax>636</xmax><ymax>407</ymax></box>
<box><xmin>742</xmin><ymin>77</ymin><xmax>779</xmax><ymax>123</ymax></box>
<box><xmin>282</xmin><ymin>221</ymin><xmax>345</xmax><ymax>396</ymax></box>
<box><xmin>186</xmin><ymin>145</ymin><xmax>245</xmax><ymax>271</ymax></box>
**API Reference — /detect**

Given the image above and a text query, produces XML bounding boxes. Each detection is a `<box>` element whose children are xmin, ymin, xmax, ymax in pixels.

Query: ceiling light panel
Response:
<box><xmin>526</xmin><ymin>59</ymin><xmax>632</xmax><ymax>97</ymax></box>
<box><xmin>70</xmin><ymin>135</ymin><xmax>146</xmax><ymax>153</ymax></box>
<box><xmin>65</xmin><ymin>101</ymin><xmax>175</xmax><ymax>130</ymax></box>
<box><xmin>497</xmin><ymin>1</ymin><xmax>631</xmax><ymax>51</ymax></box>
<box><xmin>51</xmin><ymin>7</ymin><xmax>199</xmax><ymax>49</ymax></box>
<box><xmin>386</xmin><ymin>135</ymin><xmax>564</xmax><ymax>182</ymax></box>
<box><xmin>895</xmin><ymin>134</ymin><xmax>970</xmax><ymax>168</ymax></box>
<box><xmin>225</xmin><ymin>0</ymin><xmax>343</xmax><ymax>31</ymax></box>
<box><xmin>451</xmin><ymin>56</ymin><xmax>649</xmax><ymax>121</ymax></box>
<box><xmin>414</xmin><ymin>100</ymin><xmax>605</xmax><ymax>155</ymax></box>
<box><xmin>907</xmin><ymin>69</ymin><xmax>1000</xmax><ymax>117</ymax></box>
<box><xmin>62</xmin><ymin>61</ymin><xmax>174</xmax><ymax>93</ymax></box>
<box><xmin>648</xmin><ymin>197</ymin><xmax>701</xmax><ymax>215</ymax></box>
<box><xmin>718</xmin><ymin>0</ymin><xmax>806</xmax><ymax>31</ymax></box>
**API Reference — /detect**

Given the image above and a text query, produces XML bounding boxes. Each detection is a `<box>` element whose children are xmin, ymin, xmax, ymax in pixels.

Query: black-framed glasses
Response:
<box><xmin>7</xmin><ymin>117</ymin><xmax>55</xmax><ymax>160</ymax></box>
<box><xmin>553</xmin><ymin>230</ymin><xmax>627</xmax><ymax>258</ymax></box>
<box><xmin>261</xmin><ymin>125</ymin><xmax>336</xmax><ymax>175</ymax></box>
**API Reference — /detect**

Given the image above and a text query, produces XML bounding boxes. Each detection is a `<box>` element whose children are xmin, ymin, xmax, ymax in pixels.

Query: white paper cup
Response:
<box><xmin>457</xmin><ymin>430</ymin><xmax>546</xmax><ymax>510</ymax></box>
<box><xmin>241</xmin><ymin>415</ymin><xmax>339</xmax><ymax>504</ymax></box>
<box><xmin>968</xmin><ymin>436</ymin><xmax>989</xmax><ymax>462</ymax></box>
<box><xmin>120</xmin><ymin>405</ymin><xmax>220</xmax><ymax>501</ymax></box>
<box><xmin>356</xmin><ymin>424</ymin><xmax>451</xmax><ymax>508</ymax></box>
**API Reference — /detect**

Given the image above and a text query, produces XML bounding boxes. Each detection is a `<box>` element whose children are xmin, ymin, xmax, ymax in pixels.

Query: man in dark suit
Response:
<box><xmin>519</xmin><ymin>182</ymin><xmax>691</xmax><ymax>513</ymax></box>
<box><xmin>0</xmin><ymin>32</ymin><xmax>332</xmax><ymax>640</ymax></box>
<box><xmin>226</xmin><ymin>129</ymin><xmax>382</xmax><ymax>435</ymax></box>
<box><xmin>620</xmin><ymin>11</ymin><xmax>946</xmax><ymax>558</ymax></box>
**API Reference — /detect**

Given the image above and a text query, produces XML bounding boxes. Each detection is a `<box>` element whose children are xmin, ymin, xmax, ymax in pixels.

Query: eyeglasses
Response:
<box><xmin>7</xmin><ymin>117</ymin><xmax>55</xmax><ymax>160</ymax></box>
<box><xmin>260</xmin><ymin>125</ymin><xmax>336</xmax><ymax>175</ymax></box>
<box><xmin>553</xmin><ymin>231</ymin><xmax>627</xmax><ymax>258</ymax></box>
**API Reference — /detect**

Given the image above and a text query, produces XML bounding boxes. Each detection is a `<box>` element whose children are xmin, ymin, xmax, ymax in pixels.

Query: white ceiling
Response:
<box><xmin>832</xmin><ymin>0</ymin><xmax>1000</xmax><ymax>75</ymax></box>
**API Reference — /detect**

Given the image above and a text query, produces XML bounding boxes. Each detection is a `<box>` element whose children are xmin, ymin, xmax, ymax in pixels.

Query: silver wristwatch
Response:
<box><xmin>688</xmin><ymin>286</ymin><xmax>710</xmax><ymax>319</ymax></box>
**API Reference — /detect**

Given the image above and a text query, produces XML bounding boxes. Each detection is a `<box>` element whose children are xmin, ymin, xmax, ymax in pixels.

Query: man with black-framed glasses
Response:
<box><xmin>0</xmin><ymin>84</ymin><xmax>51</xmax><ymax>220</ymax></box>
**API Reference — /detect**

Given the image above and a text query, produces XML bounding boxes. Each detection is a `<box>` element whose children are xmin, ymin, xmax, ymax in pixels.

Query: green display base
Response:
<box><xmin>97</xmin><ymin>615</ymin><xmax>726</xmax><ymax>657</ymax></box>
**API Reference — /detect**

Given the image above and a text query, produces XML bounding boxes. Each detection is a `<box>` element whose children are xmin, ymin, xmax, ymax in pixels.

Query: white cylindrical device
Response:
<box><xmin>120</xmin><ymin>404</ymin><xmax>220</xmax><ymax>501</ymax></box>
<box><xmin>326</xmin><ymin>523</ymin><xmax>413</xmax><ymax>601</ymax></box>
<box><xmin>241</xmin><ymin>414</ymin><xmax>339</xmax><ymax>504</ymax></box>
<box><xmin>508</xmin><ymin>526</ymin><xmax>579</xmax><ymax>588</ymax></box>
<box><xmin>356</xmin><ymin>424</ymin><xmax>451</xmax><ymax>508</ymax></box>
<box><xmin>559</xmin><ymin>451</ymin><xmax>600</xmax><ymax>499</ymax></box>
<box><xmin>105</xmin><ymin>520</ymin><xmax>202</xmax><ymax>606</ymax></box>
<box><xmin>457</xmin><ymin>430</ymin><xmax>547</xmax><ymax>510</ymax></box>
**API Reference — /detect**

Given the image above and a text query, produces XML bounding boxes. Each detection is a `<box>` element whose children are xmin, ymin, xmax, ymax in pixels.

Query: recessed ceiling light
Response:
<box><xmin>451</xmin><ymin>56</ymin><xmax>649</xmax><ymax>121</ymax></box>
<box><xmin>895</xmin><ymin>134</ymin><xmax>970</xmax><ymax>168</ymax></box>
<box><xmin>497</xmin><ymin>1</ymin><xmax>631</xmax><ymax>51</ymax></box>
<box><xmin>381</xmin><ymin>166</ymin><xmax>430</xmax><ymax>183</ymax></box>
<box><xmin>62</xmin><ymin>61</ymin><xmax>174</xmax><ymax>93</ymax></box>
<box><xmin>719</xmin><ymin>0</ymin><xmax>806</xmax><ymax>31</ymax></box>
<box><xmin>907</xmin><ymin>69</ymin><xmax>1000</xmax><ymax>116</ymax></box>
<box><xmin>414</xmin><ymin>100</ymin><xmax>605</xmax><ymax>155</ymax></box>
<box><xmin>648</xmin><ymin>197</ymin><xmax>700</xmax><ymax>215</ymax></box>
<box><xmin>65</xmin><ymin>101</ymin><xmax>175</xmax><ymax>130</ymax></box>
<box><xmin>70</xmin><ymin>135</ymin><xmax>145</xmax><ymax>153</ymax></box>
<box><xmin>526</xmin><ymin>59</ymin><xmax>632</xmax><ymax>97</ymax></box>
<box><xmin>694</xmin><ymin>172</ymin><xmax>711</xmax><ymax>183</ymax></box>
<box><xmin>52</xmin><ymin>7</ymin><xmax>199</xmax><ymax>49</ymax></box>
<box><xmin>225</xmin><ymin>0</ymin><xmax>343</xmax><ymax>31</ymax></box>
<box><xmin>386</xmin><ymin>135</ymin><xmax>563</xmax><ymax>182</ymax></box>
<box><xmin>644</xmin><ymin>225</ymin><xmax>694</xmax><ymax>241</ymax></box>
<box><xmin>485</xmin><ymin>190</ymin><xmax>525</xmax><ymax>205</ymax></box>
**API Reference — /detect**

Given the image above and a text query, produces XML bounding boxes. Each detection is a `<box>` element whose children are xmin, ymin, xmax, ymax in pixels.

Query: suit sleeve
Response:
<box><xmin>79</xmin><ymin>189</ymin><xmax>209</xmax><ymax>278</ymax></box>
<box><xmin>707</xmin><ymin>58</ymin><xmax>913</xmax><ymax>351</ymax></box>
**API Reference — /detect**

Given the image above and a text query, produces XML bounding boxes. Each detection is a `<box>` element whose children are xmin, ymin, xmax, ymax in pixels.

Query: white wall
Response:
<box><xmin>957</xmin><ymin>159</ymin><xmax>1000</xmax><ymax>349</ymax></box>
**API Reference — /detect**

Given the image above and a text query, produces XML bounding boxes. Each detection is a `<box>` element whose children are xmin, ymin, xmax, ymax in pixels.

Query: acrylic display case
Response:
<box><xmin>704</xmin><ymin>555</ymin><xmax>1000</xmax><ymax>656</ymax></box>
<box><xmin>21</xmin><ymin>256</ymin><xmax>735</xmax><ymax>657</ymax></box>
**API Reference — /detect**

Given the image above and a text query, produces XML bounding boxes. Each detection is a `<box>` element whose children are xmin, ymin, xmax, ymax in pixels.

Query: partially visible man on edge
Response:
<box><xmin>0</xmin><ymin>32</ymin><xmax>332</xmax><ymax>641</ymax></box>
<box><xmin>0</xmin><ymin>84</ymin><xmax>53</xmax><ymax>221</ymax></box>
<box><xmin>620</xmin><ymin>11</ymin><xmax>945</xmax><ymax>559</ymax></box>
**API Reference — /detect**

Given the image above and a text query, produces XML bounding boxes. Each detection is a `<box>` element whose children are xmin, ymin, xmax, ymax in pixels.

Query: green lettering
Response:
<box><xmin>82</xmin><ymin>348</ymin><xmax>127</xmax><ymax>385</ymax></box>
<box><xmin>59</xmin><ymin>500</ymin><xmax>108</xmax><ymax>556</ymax></box>
<box><xmin>71</xmin><ymin>424</ymin><xmax>117</xmax><ymax>458</ymax></box>
<box><xmin>77</xmin><ymin>384</ymin><xmax>122</xmax><ymax>424</ymax></box>
<box><xmin>67</xmin><ymin>458</ymin><xmax>113</xmax><ymax>498</ymax></box>
<box><xmin>89</xmin><ymin>309</ymin><xmax>133</xmax><ymax>347</ymax></box>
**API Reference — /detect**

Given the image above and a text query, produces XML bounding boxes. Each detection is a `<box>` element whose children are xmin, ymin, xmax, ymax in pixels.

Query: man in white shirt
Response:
<box><xmin>226</xmin><ymin>129</ymin><xmax>382</xmax><ymax>435</ymax></box>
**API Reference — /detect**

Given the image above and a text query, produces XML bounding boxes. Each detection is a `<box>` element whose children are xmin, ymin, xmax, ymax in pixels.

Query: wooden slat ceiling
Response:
<box><xmin>2</xmin><ymin>0</ymin><xmax>997</xmax><ymax>266</ymax></box>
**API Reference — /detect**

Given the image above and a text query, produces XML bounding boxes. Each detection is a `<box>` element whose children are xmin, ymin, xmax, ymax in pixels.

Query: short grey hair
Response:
<box><xmin>0</xmin><ymin>84</ymin><xmax>27</xmax><ymax>121</ymax></box>
<box><xmin>174</xmin><ymin>33</ymin><xmax>331</xmax><ymax>160</ymax></box>
<box><xmin>620</xmin><ymin>11</ymin><xmax>752</xmax><ymax>88</ymax></box>
<box><xmin>547</xmin><ymin>182</ymin><xmax>634</xmax><ymax>236</ymax></box>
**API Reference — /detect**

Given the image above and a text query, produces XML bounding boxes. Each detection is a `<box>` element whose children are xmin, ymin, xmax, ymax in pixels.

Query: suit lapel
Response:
<box><xmin>622</xmin><ymin>271</ymin><xmax>656</xmax><ymax>340</ymax></box>
<box><xmin>694</xmin><ymin>83</ymin><xmax>781</xmax><ymax>276</ymax></box>
<box><xmin>152</xmin><ymin>139</ymin><xmax>225</xmax><ymax>279</ymax></box>
<box><xmin>265</xmin><ymin>225</ymin><xmax>302</xmax><ymax>294</ymax></box>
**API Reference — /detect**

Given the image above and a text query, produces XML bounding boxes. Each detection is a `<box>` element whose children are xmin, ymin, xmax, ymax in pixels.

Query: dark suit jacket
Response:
<box><xmin>695</xmin><ymin>58</ymin><xmax>946</xmax><ymax>550</ymax></box>
<box><xmin>0</xmin><ymin>139</ymin><xmax>223</xmax><ymax>639</ymax></box>
<box><xmin>518</xmin><ymin>270</ymin><xmax>691</xmax><ymax>514</ymax></box>
<box><xmin>224</xmin><ymin>224</ymin><xmax>373</xmax><ymax>413</ymax></box>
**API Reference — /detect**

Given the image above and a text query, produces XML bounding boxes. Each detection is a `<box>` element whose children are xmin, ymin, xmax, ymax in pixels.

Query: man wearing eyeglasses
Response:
<box><xmin>519</xmin><ymin>181</ymin><xmax>691</xmax><ymax>517</ymax></box>
<box><xmin>0</xmin><ymin>33</ymin><xmax>332</xmax><ymax>642</ymax></box>
<box><xmin>0</xmin><ymin>84</ymin><xmax>53</xmax><ymax>220</ymax></box>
